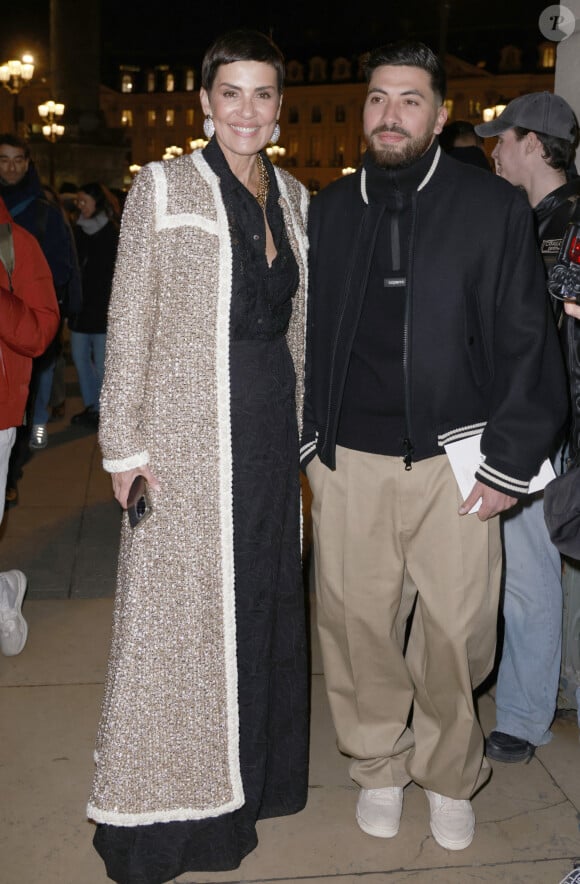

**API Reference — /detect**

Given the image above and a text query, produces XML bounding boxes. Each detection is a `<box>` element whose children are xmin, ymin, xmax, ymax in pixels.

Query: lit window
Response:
<box><xmin>288</xmin><ymin>138</ymin><xmax>299</xmax><ymax>166</ymax></box>
<box><xmin>332</xmin><ymin>137</ymin><xmax>345</xmax><ymax>166</ymax></box>
<box><xmin>185</xmin><ymin>69</ymin><xmax>195</xmax><ymax>91</ymax></box>
<box><xmin>165</xmin><ymin>72</ymin><xmax>175</xmax><ymax>93</ymax></box>
<box><xmin>165</xmin><ymin>109</ymin><xmax>175</xmax><ymax>126</ymax></box>
<box><xmin>146</xmin><ymin>71</ymin><xmax>155</xmax><ymax>92</ymax></box>
<box><xmin>121</xmin><ymin>109</ymin><xmax>133</xmax><ymax>127</ymax></box>
<box><xmin>186</xmin><ymin>108</ymin><xmax>195</xmax><ymax>127</ymax></box>
<box><xmin>308</xmin><ymin>135</ymin><xmax>321</xmax><ymax>164</ymax></box>
<box><xmin>121</xmin><ymin>74</ymin><xmax>133</xmax><ymax>93</ymax></box>
<box><xmin>147</xmin><ymin>110</ymin><xmax>157</xmax><ymax>127</ymax></box>
<box><xmin>444</xmin><ymin>99</ymin><xmax>454</xmax><ymax>118</ymax></box>
<box><xmin>540</xmin><ymin>44</ymin><xmax>556</xmax><ymax>68</ymax></box>
<box><xmin>498</xmin><ymin>45</ymin><xmax>522</xmax><ymax>73</ymax></box>
<box><xmin>331</xmin><ymin>58</ymin><xmax>351</xmax><ymax>82</ymax></box>
<box><xmin>309</xmin><ymin>57</ymin><xmax>327</xmax><ymax>83</ymax></box>
<box><xmin>468</xmin><ymin>99</ymin><xmax>482</xmax><ymax>118</ymax></box>
<box><xmin>286</xmin><ymin>60</ymin><xmax>304</xmax><ymax>84</ymax></box>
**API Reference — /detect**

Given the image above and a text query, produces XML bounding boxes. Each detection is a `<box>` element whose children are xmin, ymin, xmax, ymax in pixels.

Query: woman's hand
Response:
<box><xmin>111</xmin><ymin>465</ymin><xmax>161</xmax><ymax>509</ymax></box>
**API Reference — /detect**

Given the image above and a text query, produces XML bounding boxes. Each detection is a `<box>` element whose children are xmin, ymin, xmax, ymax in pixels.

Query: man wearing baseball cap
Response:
<box><xmin>476</xmin><ymin>92</ymin><xmax>579</xmax><ymax>765</ymax></box>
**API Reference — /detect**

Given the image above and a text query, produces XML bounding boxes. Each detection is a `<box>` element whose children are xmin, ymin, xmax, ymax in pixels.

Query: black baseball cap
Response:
<box><xmin>475</xmin><ymin>92</ymin><xmax>578</xmax><ymax>143</ymax></box>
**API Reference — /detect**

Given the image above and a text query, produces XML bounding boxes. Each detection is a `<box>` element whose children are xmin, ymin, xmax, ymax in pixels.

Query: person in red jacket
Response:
<box><xmin>0</xmin><ymin>195</ymin><xmax>59</xmax><ymax>655</ymax></box>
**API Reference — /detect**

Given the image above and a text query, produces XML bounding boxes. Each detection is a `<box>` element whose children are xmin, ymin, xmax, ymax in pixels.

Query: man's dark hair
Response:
<box><xmin>363</xmin><ymin>41</ymin><xmax>446</xmax><ymax>103</ymax></box>
<box><xmin>513</xmin><ymin>126</ymin><xmax>575</xmax><ymax>172</ymax></box>
<box><xmin>201</xmin><ymin>29</ymin><xmax>285</xmax><ymax>93</ymax></box>
<box><xmin>0</xmin><ymin>132</ymin><xmax>30</xmax><ymax>158</ymax></box>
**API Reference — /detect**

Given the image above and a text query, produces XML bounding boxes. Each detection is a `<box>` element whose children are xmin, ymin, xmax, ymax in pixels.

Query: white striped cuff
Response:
<box><xmin>476</xmin><ymin>460</ymin><xmax>530</xmax><ymax>495</ymax></box>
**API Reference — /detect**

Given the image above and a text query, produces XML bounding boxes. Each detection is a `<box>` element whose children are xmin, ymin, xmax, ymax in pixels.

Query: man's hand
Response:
<box><xmin>563</xmin><ymin>301</ymin><xmax>580</xmax><ymax>321</ymax></box>
<box><xmin>459</xmin><ymin>480</ymin><xmax>517</xmax><ymax>521</ymax></box>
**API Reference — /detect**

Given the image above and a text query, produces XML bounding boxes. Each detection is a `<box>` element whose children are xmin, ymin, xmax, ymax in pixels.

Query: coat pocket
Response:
<box><xmin>464</xmin><ymin>287</ymin><xmax>492</xmax><ymax>389</ymax></box>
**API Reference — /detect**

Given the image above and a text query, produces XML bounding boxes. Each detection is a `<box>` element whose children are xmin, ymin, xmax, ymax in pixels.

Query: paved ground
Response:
<box><xmin>1</xmin><ymin>370</ymin><xmax>580</xmax><ymax>884</ymax></box>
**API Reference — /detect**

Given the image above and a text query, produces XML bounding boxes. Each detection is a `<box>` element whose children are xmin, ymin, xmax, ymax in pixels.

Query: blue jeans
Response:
<box><xmin>497</xmin><ymin>493</ymin><xmax>563</xmax><ymax>745</ymax></box>
<box><xmin>70</xmin><ymin>331</ymin><xmax>106</xmax><ymax>411</ymax></box>
<box><xmin>32</xmin><ymin>359</ymin><xmax>56</xmax><ymax>425</ymax></box>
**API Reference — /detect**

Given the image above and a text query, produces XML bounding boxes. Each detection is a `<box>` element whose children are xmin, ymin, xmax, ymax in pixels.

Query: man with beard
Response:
<box><xmin>301</xmin><ymin>42</ymin><xmax>567</xmax><ymax>851</ymax></box>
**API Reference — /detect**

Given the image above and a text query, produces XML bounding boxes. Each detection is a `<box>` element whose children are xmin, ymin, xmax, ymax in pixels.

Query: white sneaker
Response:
<box><xmin>356</xmin><ymin>787</ymin><xmax>404</xmax><ymax>838</ymax></box>
<box><xmin>425</xmin><ymin>789</ymin><xmax>475</xmax><ymax>850</ymax></box>
<box><xmin>0</xmin><ymin>570</ymin><xmax>28</xmax><ymax>656</ymax></box>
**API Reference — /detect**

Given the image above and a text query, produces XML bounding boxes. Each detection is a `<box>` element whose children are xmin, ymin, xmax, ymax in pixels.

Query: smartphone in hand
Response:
<box><xmin>127</xmin><ymin>475</ymin><xmax>152</xmax><ymax>528</ymax></box>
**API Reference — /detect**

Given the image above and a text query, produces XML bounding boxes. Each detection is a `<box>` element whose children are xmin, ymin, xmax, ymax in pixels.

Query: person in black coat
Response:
<box><xmin>69</xmin><ymin>182</ymin><xmax>119</xmax><ymax>428</ymax></box>
<box><xmin>301</xmin><ymin>42</ymin><xmax>567</xmax><ymax>853</ymax></box>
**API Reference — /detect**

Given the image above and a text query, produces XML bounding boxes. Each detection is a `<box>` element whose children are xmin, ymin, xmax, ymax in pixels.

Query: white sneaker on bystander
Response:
<box><xmin>0</xmin><ymin>569</ymin><xmax>28</xmax><ymax>656</ymax></box>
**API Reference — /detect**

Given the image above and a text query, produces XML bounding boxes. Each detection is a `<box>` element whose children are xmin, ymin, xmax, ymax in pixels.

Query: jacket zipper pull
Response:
<box><xmin>403</xmin><ymin>438</ymin><xmax>414</xmax><ymax>471</ymax></box>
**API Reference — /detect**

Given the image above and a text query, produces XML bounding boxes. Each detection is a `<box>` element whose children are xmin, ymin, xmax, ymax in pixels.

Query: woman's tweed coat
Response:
<box><xmin>87</xmin><ymin>149</ymin><xmax>309</xmax><ymax>826</ymax></box>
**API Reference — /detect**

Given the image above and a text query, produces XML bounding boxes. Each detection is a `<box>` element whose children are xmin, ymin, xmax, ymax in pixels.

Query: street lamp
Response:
<box><xmin>38</xmin><ymin>100</ymin><xmax>65</xmax><ymax>186</ymax></box>
<box><xmin>0</xmin><ymin>55</ymin><xmax>35</xmax><ymax>134</ymax></box>
<box><xmin>38</xmin><ymin>100</ymin><xmax>65</xmax><ymax>140</ymax></box>
<box><xmin>482</xmin><ymin>103</ymin><xmax>507</xmax><ymax>123</ymax></box>
<box><xmin>189</xmin><ymin>137</ymin><xmax>208</xmax><ymax>151</ymax></box>
<box><xmin>266</xmin><ymin>144</ymin><xmax>286</xmax><ymax>164</ymax></box>
<box><xmin>162</xmin><ymin>145</ymin><xmax>183</xmax><ymax>160</ymax></box>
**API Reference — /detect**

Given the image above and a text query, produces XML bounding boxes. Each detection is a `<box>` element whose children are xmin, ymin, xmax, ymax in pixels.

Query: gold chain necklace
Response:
<box><xmin>255</xmin><ymin>153</ymin><xmax>269</xmax><ymax>210</ymax></box>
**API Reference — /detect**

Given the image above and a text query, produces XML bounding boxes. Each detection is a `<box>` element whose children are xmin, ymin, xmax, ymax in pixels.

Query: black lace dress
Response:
<box><xmin>93</xmin><ymin>142</ymin><xmax>309</xmax><ymax>884</ymax></box>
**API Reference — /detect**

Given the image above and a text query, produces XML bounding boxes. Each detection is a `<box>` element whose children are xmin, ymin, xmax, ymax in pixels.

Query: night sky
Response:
<box><xmin>2</xmin><ymin>0</ymin><xmax>555</xmax><ymax>80</ymax></box>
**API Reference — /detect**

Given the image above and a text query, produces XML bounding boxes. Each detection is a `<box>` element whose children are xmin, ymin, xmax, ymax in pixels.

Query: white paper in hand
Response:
<box><xmin>444</xmin><ymin>434</ymin><xmax>555</xmax><ymax>514</ymax></box>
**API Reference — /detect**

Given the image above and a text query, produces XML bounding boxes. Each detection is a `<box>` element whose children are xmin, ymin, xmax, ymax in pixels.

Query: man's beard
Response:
<box><xmin>367</xmin><ymin>125</ymin><xmax>434</xmax><ymax>169</ymax></box>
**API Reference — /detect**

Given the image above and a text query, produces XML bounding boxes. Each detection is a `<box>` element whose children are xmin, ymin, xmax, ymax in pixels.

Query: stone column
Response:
<box><xmin>554</xmin><ymin>0</ymin><xmax>580</xmax><ymax>122</ymax></box>
<box><xmin>50</xmin><ymin>0</ymin><xmax>101</xmax><ymax>132</ymax></box>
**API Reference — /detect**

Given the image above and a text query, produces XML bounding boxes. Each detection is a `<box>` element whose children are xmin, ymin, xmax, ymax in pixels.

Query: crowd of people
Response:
<box><xmin>0</xmin><ymin>27</ymin><xmax>579</xmax><ymax>884</ymax></box>
<box><xmin>0</xmin><ymin>140</ymin><xmax>121</xmax><ymax>502</ymax></box>
<box><xmin>0</xmin><ymin>137</ymin><xmax>121</xmax><ymax>645</ymax></box>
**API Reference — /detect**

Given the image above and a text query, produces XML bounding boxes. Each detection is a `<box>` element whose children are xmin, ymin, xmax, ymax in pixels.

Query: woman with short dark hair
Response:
<box><xmin>87</xmin><ymin>29</ymin><xmax>309</xmax><ymax>884</ymax></box>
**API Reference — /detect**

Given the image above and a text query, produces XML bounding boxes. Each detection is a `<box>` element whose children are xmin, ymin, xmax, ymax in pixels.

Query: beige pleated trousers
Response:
<box><xmin>308</xmin><ymin>446</ymin><xmax>502</xmax><ymax>799</ymax></box>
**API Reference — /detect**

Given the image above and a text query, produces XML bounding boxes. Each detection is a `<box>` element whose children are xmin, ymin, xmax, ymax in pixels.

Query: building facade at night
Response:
<box><xmin>0</xmin><ymin>44</ymin><xmax>556</xmax><ymax>191</ymax></box>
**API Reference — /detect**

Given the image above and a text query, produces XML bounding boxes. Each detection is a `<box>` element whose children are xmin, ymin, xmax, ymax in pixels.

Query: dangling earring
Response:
<box><xmin>203</xmin><ymin>115</ymin><xmax>215</xmax><ymax>139</ymax></box>
<box><xmin>270</xmin><ymin>121</ymin><xmax>280</xmax><ymax>145</ymax></box>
